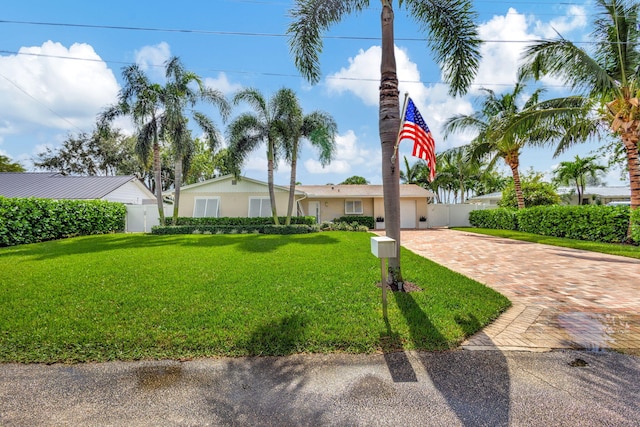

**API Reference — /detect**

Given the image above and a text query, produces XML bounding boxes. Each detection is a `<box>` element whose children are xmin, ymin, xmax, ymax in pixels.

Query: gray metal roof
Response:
<box><xmin>0</xmin><ymin>173</ymin><xmax>140</xmax><ymax>199</ymax></box>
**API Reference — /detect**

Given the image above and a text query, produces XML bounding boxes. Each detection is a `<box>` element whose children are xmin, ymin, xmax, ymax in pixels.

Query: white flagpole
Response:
<box><xmin>391</xmin><ymin>92</ymin><xmax>410</xmax><ymax>164</ymax></box>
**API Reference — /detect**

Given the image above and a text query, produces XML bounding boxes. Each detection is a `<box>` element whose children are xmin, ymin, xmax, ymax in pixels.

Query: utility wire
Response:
<box><xmin>0</xmin><ymin>19</ymin><xmax>596</xmax><ymax>44</ymax></box>
<box><xmin>0</xmin><ymin>49</ymin><xmax>572</xmax><ymax>89</ymax></box>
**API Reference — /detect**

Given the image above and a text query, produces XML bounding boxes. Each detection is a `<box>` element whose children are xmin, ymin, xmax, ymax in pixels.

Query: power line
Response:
<box><xmin>0</xmin><ymin>19</ymin><xmax>595</xmax><ymax>44</ymax></box>
<box><xmin>0</xmin><ymin>49</ymin><xmax>573</xmax><ymax>90</ymax></box>
<box><xmin>0</xmin><ymin>71</ymin><xmax>87</xmax><ymax>133</ymax></box>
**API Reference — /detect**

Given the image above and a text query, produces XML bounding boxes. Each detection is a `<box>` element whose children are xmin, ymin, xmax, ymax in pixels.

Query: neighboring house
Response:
<box><xmin>0</xmin><ymin>172</ymin><xmax>156</xmax><ymax>204</ymax></box>
<box><xmin>167</xmin><ymin>175</ymin><xmax>435</xmax><ymax>229</ymax></box>
<box><xmin>467</xmin><ymin>186</ymin><xmax>631</xmax><ymax>206</ymax></box>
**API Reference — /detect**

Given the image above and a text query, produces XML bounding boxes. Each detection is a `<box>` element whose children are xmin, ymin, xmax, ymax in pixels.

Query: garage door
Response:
<box><xmin>400</xmin><ymin>200</ymin><xmax>416</xmax><ymax>229</ymax></box>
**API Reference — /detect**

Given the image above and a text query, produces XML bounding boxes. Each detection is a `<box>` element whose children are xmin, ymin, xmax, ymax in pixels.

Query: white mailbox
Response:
<box><xmin>371</xmin><ymin>236</ymin><xmax>396</xmax><ymax>258</ymax></box>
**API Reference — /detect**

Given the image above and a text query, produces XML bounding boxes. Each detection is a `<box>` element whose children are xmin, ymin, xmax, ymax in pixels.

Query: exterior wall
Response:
<box><xmin>301</xmin><ymin>197</ymin><xmax>428</xmax><ymax>226</ymax></box>
<box><xmin>177</xmin><ymin>178</ymin><xmax>292</xmax><ymax>217</ymax></box>
<box><xmin>301</xmin><ymin>198</ymin><xmax>375</xmax><ymax>223</ymax></box>
<box><xmin>102</xmin><ymin>180</ymin><xmax>155</xmax><ymax>205</ymax></box>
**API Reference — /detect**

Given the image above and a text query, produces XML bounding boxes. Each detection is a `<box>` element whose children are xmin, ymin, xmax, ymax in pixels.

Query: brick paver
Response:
<box><xmin>396</xmin><ymin>229</ymin><xmax>640</xmax><ymax>352</ymax></box>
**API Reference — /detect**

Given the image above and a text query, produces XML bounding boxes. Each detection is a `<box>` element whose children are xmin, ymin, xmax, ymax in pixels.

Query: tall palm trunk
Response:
<box><xmin>152</xmin><ymin>135</ymin><xmax>165</xmax><ymax>226</ymax></box>
<box><xmin>267</xmin><ymin>138</ymin><xmax>280</xmax><ymax>225</ymax></box>
<box><xmin>621</xmin><ymin>130</ymin><xmax>640</xmax><ymax>240</ymax></box>
<box><xmin>507</xmin><ymin>154</ymin><xmax>525</xmax><ymax>209</ymax></box>
<box><xmin>380</xmin><ymin>1</ymin><xmax>403</xmax><ymax>285</ymax></box>
<box><xmin>173</xmin><ymin>155</ymin><xmax>183</xmax><ymax>224</ymax></box>
<box><xmin>286</xmin><ymin>140</ymin><xmax>299</xmax><ymax>226</ymax></box>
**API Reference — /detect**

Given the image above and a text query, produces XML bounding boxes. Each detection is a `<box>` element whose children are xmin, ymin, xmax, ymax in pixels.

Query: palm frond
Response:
<box><xmin>288</xmin><ymin>0</ymin><xmax>370</xmax><ymax>84</ymax></box>
<box><xmin>405</xmin><ymin>0</ymin><xmax>481</xmax><ymax>95</ymax></box>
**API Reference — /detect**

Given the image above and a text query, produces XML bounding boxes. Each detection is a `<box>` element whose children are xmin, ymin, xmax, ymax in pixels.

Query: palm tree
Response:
<box><xmin>162</xmin><ymin>57</ymin><xmax>230</xmax><ymax>224</ymax></box>
<box><xmin>288</xmin><ymin>0</ymin><xmax>481</xmax><ymax>285</ymax></box>
<box><xmin>520</xmin><ymin>0</ymin><xmax>639</xmax><ymax>238</ymax></box>
<box><xmin>443</xmin><ymin>76</ymin><xmax>593</xmax><ymax>209</ymax></box>
<box><xmin>99</xmin><ymin>65</ymin><xmax>166</xmax><ymax>224</ymax></box>
<box><xmin>280</xmin><ymin>92</ymin><xmax>338</xmax><ymax>225</ymax></box>
<box><xmin>227</xmin><ymin>88</ymin><xmax>300</xmax><ymax>225</ymax></box>
<box><xmin>553</xmin><ymin>155</ymin><xmax>607</xmax><ymax>205</ymax></box>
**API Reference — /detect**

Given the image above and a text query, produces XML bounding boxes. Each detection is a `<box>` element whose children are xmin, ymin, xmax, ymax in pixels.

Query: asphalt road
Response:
<box><xmin>1</xmin><ymin>350</ymin><xmax>639</xmax><ymax>426</ymax></box>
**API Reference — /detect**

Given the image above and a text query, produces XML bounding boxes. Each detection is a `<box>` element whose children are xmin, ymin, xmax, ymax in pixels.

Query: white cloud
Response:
<box><xmin>325</xmin><ymin>45</ymin><xmax>473</xmax><ymax>150</ymax></box>
<box><xmin>474</xmin><ymin>8</ymin><xmax>536</xmax><ymax>91</ymax></box>
<box><xmin>474</xmin><ymin>6</ymin><xmax>588</xmax><ymax>93</ymax></box>
<box><xmin>134</xmin><ymin>42</ymin><xmax>171</xmax><ymax>78</ymax></box>
<box><xmin>204</xmin><ymin>72</ymin><xmax>242</xmax><ymax>96</ymax></box>
<box><xmin>0</xmin><ymin>41</ymin><xmax>120</xmax><ymax>135</ymax></box>
<box><xmin>535</xmin><ymin>5</ymin><xmax>588</xmax><ymax>38</ymax></box>
<box><xmin>304</xmin><ymin>130</ymin><xmax>375</xmax><ymax>174</ymax></box>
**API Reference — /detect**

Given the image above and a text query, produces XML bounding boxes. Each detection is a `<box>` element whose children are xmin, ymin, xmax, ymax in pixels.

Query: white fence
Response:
<box><xmin>125</xmin><ymin>205</ymin><xmax>172</xmax><ymax>233</ymax></box>
<box><xmin>427</xmin><ymin>204</ymin><xmax>495</xmax><ymax>228</ymax></box>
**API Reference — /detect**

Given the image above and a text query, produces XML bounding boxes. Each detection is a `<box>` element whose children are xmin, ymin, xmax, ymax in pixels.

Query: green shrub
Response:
<box><xmin>469</xmin><ymin>209</ymin><xmax>518</xmax><ymax>230</ymax></box>
<box><xmin>0</xmin><ymin>196</ymin><xmax>126</xmax><ymax>247</ymax></box>
<box><xmin>333</xmin><ymin>216</ymin><xmax>375</xmax><ymax>229</ymax></box>
<box><xmin>469</xmin><ymin>205</ymin><xmax>631</xmax><ymax>244</ymax></box>
<box><xmin>151</xmin><ymin>224</ymin><xmax>316</xmax><ymax>235</ymax></box>
<box><xmin>165</xmin><ymin>216</ymin><xmax>316</xmax><ymax>226</ymax></box>
<box><xmin>517</xmin><ymin>205</ymin><xmax>629</xmax><ymax>243</ymax></box>
<box><xmin>630</xmin><ymin>207</ymin><xmax>639</xmax><ymax>244</ymax></box>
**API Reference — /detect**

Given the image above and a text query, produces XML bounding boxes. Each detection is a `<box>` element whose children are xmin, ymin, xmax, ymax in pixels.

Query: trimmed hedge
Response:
<box><xmin>165</xmin><ymin>216</ymin><xmax>316</xmax><ymax>226</ymax></box>
<box><xmin>632</xmin><ymin>207</ymin><xmax>640</xmax><ymax>243</ymax></box>
<box><xmin>333</xmin><ymin>216</ymin><xmax>375</xmax><ymax>229</ymax></box>
<box><xmin>469</xmin><ymin>209</ymin><xmax>518</xmax><ymax>230</ymax></box>
<box><xmin>151</xmin><ymin>224</ymin><xmax>316</xmax><ymax>235</ymax></box>
<box><xmin>0</xmin><ymin>196</ymin><xmax>126</xmax><ymax>247</ymax></box>
<box><xmin>469</xmin><ymin>205</ymin><xmax>632</xmax><ymax>244</ymax></box>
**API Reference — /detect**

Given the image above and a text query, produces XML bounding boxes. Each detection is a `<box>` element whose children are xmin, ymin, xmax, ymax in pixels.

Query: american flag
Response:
<box><xmin>398</xmin><ymin>98</ymin><xmax>436</xmax><ymax>182</ymax></box>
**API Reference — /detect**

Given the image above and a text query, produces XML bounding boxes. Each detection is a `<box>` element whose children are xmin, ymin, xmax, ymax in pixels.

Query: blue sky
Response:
<box><xmin>0</xmin><ymin>0</ymin><xmax>629</xmax><ymax>186</ymax></box>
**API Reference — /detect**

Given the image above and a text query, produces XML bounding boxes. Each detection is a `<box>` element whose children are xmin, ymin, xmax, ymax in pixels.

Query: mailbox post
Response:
<box><xmin>371</xmin><ymin>236</ymin><xmax>396</xmax><ymax>319</ymax></box>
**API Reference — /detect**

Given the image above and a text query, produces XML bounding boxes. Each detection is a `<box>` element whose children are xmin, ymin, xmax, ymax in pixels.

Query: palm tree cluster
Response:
<box><xmin>227</xmin><ymin>88</ymin><xmax>337</xmax><ymax>225</ymax></box>
<box><xmin>99</xmin><ymin>57</ymin><xmax>337</xmax><ymax>227</ymax></box>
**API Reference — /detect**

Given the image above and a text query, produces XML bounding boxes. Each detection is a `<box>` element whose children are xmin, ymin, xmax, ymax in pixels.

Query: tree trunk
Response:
<box><xmin>621</xmin><ymin>131</ymin><xmax>640</xmax><ymax>241</ymax></box>
<box><xmin>286</xmin><ymin>141</ymin><xmax>299</xmax><ymax>226</ymax></box>
<box><xmin>507</xmin><ymin>156</ymin><xmax>525</xmax><ymax>209</ymax></box>
<box><xmin>153</xmin><ymin>136</ymin><xmax>165</xmax><ymax>226</ymax></box>
<box><xmin>173</xmin><ymin>154</ymin><xmax>183</xmax><ymax>224</ymax></box>
<box><xmin>380</xmin><ymin>1</ymin><xmax>403</xmax><ymax>286</ymax></box>
<box><xmin>267</xmin><ymin>138</ymin><xmax>280</xmax><ymax>225</ymax></box>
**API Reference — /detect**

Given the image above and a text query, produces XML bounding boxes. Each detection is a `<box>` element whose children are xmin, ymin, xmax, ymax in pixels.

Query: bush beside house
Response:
<box><xmin>0</xmin><ymin>197</ymin><xmax>126</xmax><ymax>247</ymax></box>
<box><xmin>470</xmin><ymin>205</ymin><xmax>634</xmax><ymax>244</ymax></box>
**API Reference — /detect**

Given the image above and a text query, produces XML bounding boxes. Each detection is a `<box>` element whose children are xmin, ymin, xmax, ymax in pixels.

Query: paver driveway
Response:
<box><xmin>397</xmin><ymin>229</ymin><xmax>640</xmax><ymax>352</ymax></box>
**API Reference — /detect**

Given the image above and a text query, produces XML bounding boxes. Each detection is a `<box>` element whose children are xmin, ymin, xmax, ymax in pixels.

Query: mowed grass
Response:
<box><xmin>452</xmin><ymin>227</ymin><xmax>640</xmax><ymax>260</ymax></box>
<box><xmin>0</xmin><ymin>232</ymin><xmax>510</xmax><ymax>363</ymax></box>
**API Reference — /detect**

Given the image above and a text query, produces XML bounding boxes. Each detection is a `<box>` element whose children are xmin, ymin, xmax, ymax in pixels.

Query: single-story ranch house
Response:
<box><xmin>0</xmin><ymin>172</ymin><xmax>156</xmax><ymax>204</ymax></box>
<box><xmin>166</xmin><ymin>175</ymin><xmax>435</xmax><ymax>228</ymax></box>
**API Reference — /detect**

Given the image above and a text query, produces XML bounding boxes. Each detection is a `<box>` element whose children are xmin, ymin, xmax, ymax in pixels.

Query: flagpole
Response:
<box><xmin>391</xmin><ymin>92</ymin><xmax>410</xmax><ymax>164</ymax></box>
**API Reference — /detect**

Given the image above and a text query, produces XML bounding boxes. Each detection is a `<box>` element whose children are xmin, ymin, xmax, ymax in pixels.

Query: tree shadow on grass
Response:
<box><xmin>0</xmin><ymin>232</ymin><xmax>339</xmax><ymax>261</ymax></box>
<box><xmin>395</xmin><ymin>293</ymin><xmax>511</xmax><ymax>427</ymax></box>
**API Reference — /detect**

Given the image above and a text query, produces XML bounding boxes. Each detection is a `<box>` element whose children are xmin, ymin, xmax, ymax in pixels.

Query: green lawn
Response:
<box><xmin>0</xmin><ymin>232</ymin><xmax>509</xmax><ymax>363</ymax></box>
<box><xmin>452</xmin><ymin>227</ymin><xmax>640</xmax><ymax>260</ymax></box>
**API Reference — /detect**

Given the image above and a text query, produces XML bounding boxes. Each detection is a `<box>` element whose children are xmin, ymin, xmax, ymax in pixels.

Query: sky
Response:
<box><xmin>0</xmin><ymin>0</ymin><xmax>630</xmax><ymax>187</ymax></box>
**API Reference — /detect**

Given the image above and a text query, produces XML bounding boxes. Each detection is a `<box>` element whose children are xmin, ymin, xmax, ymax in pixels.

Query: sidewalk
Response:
<box><xmin>398</xmin><ymin>229</ymin><xmax>640</xmax><ymax>352</ymax></box>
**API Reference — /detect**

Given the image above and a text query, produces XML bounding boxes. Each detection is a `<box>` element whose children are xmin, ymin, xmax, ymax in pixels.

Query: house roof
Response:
<box><xmin>168</xmin><ymin>174</ymin><xmax>305</xmax><ymax>195</ymax></box>
<box><xmin>0</xmin><ymin>172</ymin><xmax>145</xmax><ymax>199</ymax></box>
<box><xmin>296</xmin><ymin>184</ymin><xmax>435</xmax><ymax>198</ymax></box>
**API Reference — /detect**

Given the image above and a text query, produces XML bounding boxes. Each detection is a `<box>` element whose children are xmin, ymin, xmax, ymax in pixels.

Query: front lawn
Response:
<box><xmin>0</xmin><ymin>232</ymin><xmax>509</xmax><ymax>363</ymax></box>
